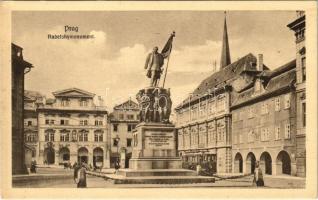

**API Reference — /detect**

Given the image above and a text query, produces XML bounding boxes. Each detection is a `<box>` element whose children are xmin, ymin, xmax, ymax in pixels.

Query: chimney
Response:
<box><xmin>257</xmin><ymin>54</ymin><xmax>263</xmax><ymax>71</ymax></box>
<box><xmin>98</xmin><ymin>96</ymin><xmax>104</xmax><ymax>107</ymax></box>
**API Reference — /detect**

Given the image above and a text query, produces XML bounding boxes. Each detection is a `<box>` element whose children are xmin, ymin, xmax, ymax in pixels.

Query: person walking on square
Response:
<box><xmin>75</xmin><ymin>163</ymin><xmax>87</xmax><ymax>188</ymax></box>
<box><xmin>114</xmin><ymin>159</ymin><xmax>120</xmax><ymax>174</ymax></box>
<box><xmin>73</xmin><ymin>162</ymin><xmax>80</xmax><ymax>183</ymax></box>
<box><xmin>253</xmin><ymin>161</ymin><xmax>264</xmax><ymax>187</ymax></box>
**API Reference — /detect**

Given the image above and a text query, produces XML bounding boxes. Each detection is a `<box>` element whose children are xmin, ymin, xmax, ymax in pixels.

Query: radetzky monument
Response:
<box><xmin>129</xmin><ymin>31</ymin><xmax>182</xmax><ymax>169</ymax></box>
<box><xmin>110</xmin><ymin>32</ymin><xmax>214</xmax><ymax>184</ymax></box>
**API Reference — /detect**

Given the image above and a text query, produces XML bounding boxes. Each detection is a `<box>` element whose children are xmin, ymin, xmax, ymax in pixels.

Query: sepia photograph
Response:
<box><xmin>1</xmin><ymin>1</ymin><xmax>317</xmax><ymax>198</ymax></box>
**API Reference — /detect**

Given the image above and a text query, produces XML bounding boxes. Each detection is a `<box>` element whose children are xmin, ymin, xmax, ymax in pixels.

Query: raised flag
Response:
<box><xmin>161</xmin><ymin>31</ymin><xmax>175</xmax><ymax>59</ymax></box>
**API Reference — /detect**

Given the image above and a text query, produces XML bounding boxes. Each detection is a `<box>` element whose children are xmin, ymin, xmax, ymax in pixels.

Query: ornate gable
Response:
<box><xmin>114</xmin><ymin>99</ymin><xmax>139</xmax><ymax>110</ymax></box>
<box><xmin>52</xmin><ymin>88</ymin><xmax>95</xmax><ymax>98</ymax></box>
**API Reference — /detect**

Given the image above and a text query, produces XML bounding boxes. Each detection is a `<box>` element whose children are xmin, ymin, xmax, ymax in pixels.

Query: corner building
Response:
<box><xmin>36</xmin><ymin>88</ymin><xmax>110</xmax><ymax>168</ymax></box>
<box><xmin>287</xmin><ymin>11</ymin><xmax>306</xmax><ymax>177</ymax></box>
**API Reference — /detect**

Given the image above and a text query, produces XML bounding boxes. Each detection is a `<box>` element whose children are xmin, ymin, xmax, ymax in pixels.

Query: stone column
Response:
<box><xmin>54</xmin><ymin>151</ymin><xmax>59</xmax><ymax>165</ymax></box>
<box><xmin>272</xmin><ymin>161</ymin><xmax>277</xmax><ymax>176</ymax></box>
<box><xmin>88</xmin><ymin>148</ymin><xmax>93</xmax><ymax>166</ymax></box>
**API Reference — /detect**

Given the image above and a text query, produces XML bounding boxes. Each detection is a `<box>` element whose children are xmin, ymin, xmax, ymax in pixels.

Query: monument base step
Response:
<box><xmin>117</xmin><ymin>169</ymin><xmax>197</xmax><ymax>177</ymax></box>
<box><xmin>106</xmin><ymin>174</ymin><xmax>215</xmax><ymax>184</ymax></box>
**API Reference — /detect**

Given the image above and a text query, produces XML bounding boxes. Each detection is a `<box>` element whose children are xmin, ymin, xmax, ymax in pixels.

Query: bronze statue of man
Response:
<box><xmin>144</xmin><ymin>46</ymin><xmax>165</xmax><ymax>87</ymax></box>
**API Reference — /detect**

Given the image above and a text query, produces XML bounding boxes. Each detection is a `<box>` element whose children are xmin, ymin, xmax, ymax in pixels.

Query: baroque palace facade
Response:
<box><xmin>175</xmin><ymin>12</ymin><xmax>306</xmax><ymax>177</ymax></box>
<box><xmin>24</xmin><ymin>88</ymin><xmax>110</xmax><ymax>168</ymax></box>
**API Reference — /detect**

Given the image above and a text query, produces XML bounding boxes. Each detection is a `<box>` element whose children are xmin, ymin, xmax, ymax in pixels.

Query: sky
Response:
<box><xmin>12</xmin><ymin>11</ymin><xmax>297</xmax><ymax>111</ymax></box>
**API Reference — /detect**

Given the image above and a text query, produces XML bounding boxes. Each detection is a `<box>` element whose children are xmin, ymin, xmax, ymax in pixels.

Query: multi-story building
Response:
<box><xmin>231</xmin><ymin>59</ymin><xmax>297</xmax><ymax>176</ymax></box>
<box><xmin>174</xmin><ymin>15</ymin><xmax>269</xmax><ymax>174</ymax></box>
<box><xmin>24</xmin><ymin>90</ymin><xmax>45</xmax><ymax>167</ymax></box>
<box><xmin>34</xmin><ymin>88</ymin><xmax>110</xmax><ymax>168</ymax></box>
<box><xmin>109</xmin><ymin>99</ymin><xmax>139</xmax><ymax>168</ymax></box>
<box><xmin>287</xmin><ymin>11</ymin><xmax>306</xmax><ymax>177</ymax></box>
<box><xmin>12</xmin><ymin>43</ymin><xmax>33</xmax><ymax>174</ymax></box>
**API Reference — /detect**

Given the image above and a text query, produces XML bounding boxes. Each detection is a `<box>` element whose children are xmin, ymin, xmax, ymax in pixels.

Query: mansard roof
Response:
<box><xmin>24</xmin><ymin>90</ymin><xmax>44</xmax><ymax>101</ymax></box>
<box><xmin>231</xmin><ymin>59</ymin><xmax>296</xmax><ymax>108</ymax></box>
<box><xmin>52</xmin><ymin>88</ymin><xmax>95</xmax><ymax>98</ymax></box>
<box><xmin>113</xmin><ymin>99</ymin><xmax>139</xmax><ymax>110</ymax></box>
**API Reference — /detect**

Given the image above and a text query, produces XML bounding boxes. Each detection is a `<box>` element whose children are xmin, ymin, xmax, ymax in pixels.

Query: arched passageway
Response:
<box><xmin>44</xmin><ymin>147</ymin><xmax>55</xmax><ymax>164</ymax></box>
<box><xmin>93</xmin><ymin>147</ymin><xmax>104</xmax><ymax>168</ymax></box>
<box><xmin>234</xmin><ymin>153</ymin><xmax>243</xmax><ymax>173</ymax></box>
<box><xmin>260</xmin><ymin>151</ymin><xmax>272</xmax><ymax>175</ymax></box>
<box><xmin>59</xmin><ymin>147</ymin><xmax>70</xmax><ymax>164</ymax></box>
<box><xmin>78</xmin><ymin>147</ymin><xmax>89</xmax><ymax>164</ymax></box>
<box><xmin>276</xmin><ymin>150</ymin><xmax>291</xmax><ymax>175</ymax></box>
<box><xmin>246</xmin><ymin>152</ymin><xmax>256</xmax><ymax>174</ymax></box>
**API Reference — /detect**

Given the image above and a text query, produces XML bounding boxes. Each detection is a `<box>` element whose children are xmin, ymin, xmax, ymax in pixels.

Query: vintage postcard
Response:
<box><xmin>0</xmin><ymin>1</ymin><xmax>317</xmax><ymax>199</ymax></box>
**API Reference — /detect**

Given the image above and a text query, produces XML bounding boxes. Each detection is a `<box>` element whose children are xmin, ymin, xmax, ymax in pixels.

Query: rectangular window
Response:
<box><xmin>27</xmin><ymin>121</ymin><xmax>32</xmax><ymax>126</ymax></box>
<box><xmin>275</xmin><ymin>126</ymin><xmax>281</xmax><ymax>140</ymax></box>
<box><xmin>261</xmin><ymin>128</ymin><xmax>269</xmax><ymax>141</ymax></box>
<box><xmin>80</xmin><ymin>120</ymin><xmax>84</xmax><ymax>126</ymax></box>
<box><xmin>99</xmin><ymin>121</ymin><xmax>103</xmax><ymax>126</ymax></box>
<box><xmin>84</xmin><ymin>133</ymin><xmax>88</xmax><ymax>141</ymax></box>
<box><xmin>45</xmin><ymin>119</ymin><xmax>49</xmax><ymax>125</ymax></box>
<box><xmin>261</xmin><ymin>102</ymin><xmax>268</xmax><ymax>114</ymax></box>
<box><xmin>127</xmin><ymin>139</ymin><xmax>132</xmax><ymax>147</ymax></box>
<box><xmin>65</xmin><ymin>133</ymin><xmax>69</xmax><ymax>142</ymax></box>
<box><xmin>94</xmin><ymin>134</ymin><xmax>98</xmax><ymax>142</ymax></box>
<box><xmin>127</xmin><ymin>114</ymin><xmax>134</xmax><ymax>120</ymax></box>
<box><xmin>80</xmin><ymin>100</ymin><xmax>88</xmax><ymax>107</ymax></box>
<box><xmin>284</xmin><ymin>94</ymin><xmax>291</xmax><ymax>109</ymax></box>
<box><xmin>95</xmin><ymin>120</ymin><xmax>98</xmax><ymax>126</ymax></box>
<box><xmin>248</xmin><ymin>107</ymin><xmax>254</xmax><ymax>118</ymax></box>
<box><xmin>60</xmin><ymin>134</ymin><xmax>65</xmax><ymax>142</ymax></box>
<box><xmin>285</xmin><ymin>123</ymin><xmax>291</xmax><ymax>139</ymax></box>
<box><xmin>60</xmin><ymin>120</ymin><xmax>65</xmax><ymax>125</ymax></box>
<box><xmin>247</xmin><ymin>130</ymin><xmax>254</xmax><ymax>143</ymax></box>
<box><xmin>84</xmin><ymin>120</ymin><xmax>88</xmax><ymax>126</ymax></box>
<box><xmin>45</xmin><ymin>134</ymin><xmax>49</xmax><ymax>141</ymax></box>
<box><xmin>119</xmin><ymin>114</ymin><xmax>124</xmax><ymax>120</ymax></box>
<box><xmin>239</xmin><ymin>133</ymin><xmax>243</xmax><ymax>144</ymax></box>
<box><xmin>113</xmin><ymin>139</ymin><xmax>118</xmax><ymax>146</ymax></box>
<box><xmin>50</xmin><ymin>133</ymin><xmax>54</xmax><ymax>141</ymax></box>
<box><xmin>99</xmin><ymin>134</ymin><xmax>103</xmax><ymax>142</ymax></box>
<box><xmin>127</xmin><ymin>124</ymin><xmax>132</xmax><ymax>132</ymax></box>
<box><xmin>113</xmin><ymin>124</ymin><xmax>118</xmax><ymax>132</ymax></box>
<box><xmin>275</xmin><ymin>97</ymin><xmax>281</xmax><ymax>111</ymax></box>
<box><xmin>50</xmin><ymin>120</ymin><xmax>54</xmax><ymax>125</ymax></box>
<box><xmin>301</xmin><ymin>57</ymin><xmax>306</xmax><ymax>81</ymax></box>
<box><xmin>302</xmin><ymin>102</ymin><xmax>306</xmax><ymax>127</ymax></box>
<box><xmin>79</xmin><ymin>134</ymin><xmax>83</xmax><ymax>142</ymax></box>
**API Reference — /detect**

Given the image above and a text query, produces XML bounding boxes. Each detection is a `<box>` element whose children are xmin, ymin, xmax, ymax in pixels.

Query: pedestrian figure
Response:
<box><xmin>253</xmin><ymin>161</ymin><xmax>264</xmax><ymax>187</ymax></box>
<box><xmin>73</xmin><ymin>162</ymin><xmax>80</xmax><ymax>183</ymax></box>
<box><xmin>114</xmin><ymin>159</ymin><xmax>120</xmax><ymax>174</ymax></box>
<box><xmin>75</xmin><ymin>163</ymin><xmax>87</xmax><ymax>188</ymax></box>
<box><xmin>30</xmin><ymin>160</ymin><xmax>37</xmax><ymax>173</ymax></box>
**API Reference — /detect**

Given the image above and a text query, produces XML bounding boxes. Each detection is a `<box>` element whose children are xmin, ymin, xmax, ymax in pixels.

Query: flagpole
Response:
<box><xmin>162</xmin><ymin>31</ymin><xmax>175</xmax><ymax>88</ymax></box>
<box><xmin>162</xmin><ymin>54</ymin><xmax>171</xmax><ymax>88</ymax></box>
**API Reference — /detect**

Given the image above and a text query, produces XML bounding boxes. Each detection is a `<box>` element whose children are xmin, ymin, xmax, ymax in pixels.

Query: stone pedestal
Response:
<box><xmin>129</xmin><ymin>122</ymin><xmax>182</xmax><ymax>170</ymax></box>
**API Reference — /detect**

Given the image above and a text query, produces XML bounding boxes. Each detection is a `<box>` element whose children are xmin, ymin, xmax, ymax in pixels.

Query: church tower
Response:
<box><xmin>220</xmin><ymin>12</ymin><xmax>231</xmax><ymax>68</ymax></box>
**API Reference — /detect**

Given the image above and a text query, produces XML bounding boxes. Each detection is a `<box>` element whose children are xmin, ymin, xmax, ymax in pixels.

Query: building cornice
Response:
<box><xmin>231</xmin><ymin>85</ymin><xmax>294</xmax><ymax>110</ymax></box>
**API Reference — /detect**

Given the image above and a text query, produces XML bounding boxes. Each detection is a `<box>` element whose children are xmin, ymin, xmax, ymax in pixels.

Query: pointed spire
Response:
<box><xmin>220</xmin><ymin>11</ymin><xmax>231</xmax><ymax>68</ymax></box>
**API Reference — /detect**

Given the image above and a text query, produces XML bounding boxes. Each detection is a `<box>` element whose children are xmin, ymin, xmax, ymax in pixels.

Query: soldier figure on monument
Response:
<box><xmin>144</xmin><ymin>46</ymin><xmax>164</xmax><ymax>87</ymax></box>
<box><xmin>144</xmin><ymin>31</ymin><xmax>175</xmax><ymax>88</ymax></box>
